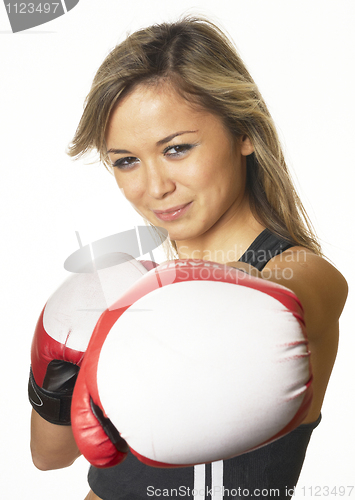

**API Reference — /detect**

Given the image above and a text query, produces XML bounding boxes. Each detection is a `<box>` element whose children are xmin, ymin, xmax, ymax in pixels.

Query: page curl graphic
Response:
<box><xmin>4</xmin><ymin>0</ymin><xmax>80</xmax><ymax>33</ymax></box>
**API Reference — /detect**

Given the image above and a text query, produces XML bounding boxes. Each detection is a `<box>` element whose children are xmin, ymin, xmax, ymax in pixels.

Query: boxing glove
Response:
<box><xmin>28</xmin><ymin>253</ymin><xmax>153</xmax><ymax>425</ymax></box>
<box><xmin>71</xmin><ymin>259</ymin><xmax>312</xmax><ymax>467</ymax></box>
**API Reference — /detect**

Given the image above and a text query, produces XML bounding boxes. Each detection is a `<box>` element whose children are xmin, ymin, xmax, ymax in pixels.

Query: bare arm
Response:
<box><xmin>30</xmin><ymin>409</ymin><xmax>81</xmax><ymax>471</ymax></box>
<box><xmin>227</xmin><ymin>248</ymin><xmax>348</xmax><ymax>338</ymax></box>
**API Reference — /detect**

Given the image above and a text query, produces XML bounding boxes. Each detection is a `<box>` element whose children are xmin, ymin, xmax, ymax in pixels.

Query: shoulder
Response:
<box><xmin>263</xmin><ymin>247</ymin><xmax>348</xmax><ymax>338</ymax></box>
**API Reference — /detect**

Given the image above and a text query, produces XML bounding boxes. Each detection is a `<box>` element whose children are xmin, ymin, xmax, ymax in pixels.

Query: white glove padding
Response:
<box><xmin>72</xmin><ymin>259</ymin><xmax>312</xmax><ymax>466</ymax></box>
<box><xmin>29</xmin><ymin>253</ymin><xmax>150</xmax><ymax>425</ymax></box>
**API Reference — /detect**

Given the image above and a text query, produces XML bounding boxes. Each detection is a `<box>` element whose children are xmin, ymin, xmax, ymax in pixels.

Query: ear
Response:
<box><xmin>240</xmin><ymin>135</ymin><xmax>254</xmax><ymax>156</ymax></box>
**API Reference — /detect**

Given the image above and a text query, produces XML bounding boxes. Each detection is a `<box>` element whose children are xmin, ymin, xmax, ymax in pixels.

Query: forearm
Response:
<box><xmin>30</xmin><ymin>409</ymin><xmax>81</xmax><ymax>471</ymax></box>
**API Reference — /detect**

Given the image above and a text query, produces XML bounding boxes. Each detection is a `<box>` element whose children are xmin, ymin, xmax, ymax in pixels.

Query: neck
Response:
<box><xmin>175</xmin><ymin>199</ymin><xmax>265</xmax><ymax>265</ymax></box>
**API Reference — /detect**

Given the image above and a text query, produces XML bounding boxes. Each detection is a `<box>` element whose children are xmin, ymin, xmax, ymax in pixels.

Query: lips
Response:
<box><xmin>152</xmin><ymin>202</ymin><xmax>192</xmax><ymax>221</ymax></box>
<box><xmin>153</xmin><ymin>203</ymin><xmax>191</xmax><ymax>214</ymax></box>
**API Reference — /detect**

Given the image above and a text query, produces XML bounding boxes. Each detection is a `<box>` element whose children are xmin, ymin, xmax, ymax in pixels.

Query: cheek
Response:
<box><xmin>183</xmin><ymin>161</ymin><xmax>215</xmax><ymax>191</ymax></box>
<box><xmin>198</xmin><ymin>160</ymin><xmax>242</xmax><ymax>209</ymax></box>
<box><xmin>114</xmin><ymin>173</ymin><xmax>144</xmax><ymax>204</ymax></box>
<box><xmin>190</xmin><ymin>162</ymin><xmax>234</xmax><ymax>197</ymax></box>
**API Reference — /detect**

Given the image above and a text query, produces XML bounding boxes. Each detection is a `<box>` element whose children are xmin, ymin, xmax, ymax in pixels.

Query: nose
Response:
<box><xmin>145</xmin><ymin>160</ymin><xmax>176</xmax><ymax>199</ymax></box>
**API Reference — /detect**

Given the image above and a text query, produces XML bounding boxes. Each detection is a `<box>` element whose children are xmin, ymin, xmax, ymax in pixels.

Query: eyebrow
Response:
<box><xmin>106</xmin><ymin>130</ymin><xmax>198</xmax><ymax>155</ymax></box>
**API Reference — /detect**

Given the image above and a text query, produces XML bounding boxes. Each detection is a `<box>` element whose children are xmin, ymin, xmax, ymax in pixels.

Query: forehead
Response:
<box><xmin>105</xmin><ymin>83</ymin><xmax>223</xmax><ymax>146</ymax></box>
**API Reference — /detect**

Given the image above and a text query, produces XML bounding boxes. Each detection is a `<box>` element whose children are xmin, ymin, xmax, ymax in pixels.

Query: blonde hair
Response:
<box><xmin>68</xmin><ymin>16</ymin><xmax>322</xmax><ymax>257</ymax></box>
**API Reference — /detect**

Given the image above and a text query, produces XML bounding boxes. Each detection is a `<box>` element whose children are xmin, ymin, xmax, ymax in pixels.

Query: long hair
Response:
<box><xmin>68</xmin><ymin>16</ymin><xmax>322</xmax><ymax>257</ymax></box>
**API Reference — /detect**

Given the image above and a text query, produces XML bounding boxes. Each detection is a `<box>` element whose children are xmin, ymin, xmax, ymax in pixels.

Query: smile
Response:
<box><xmin>152</xmin><ymin>202</ymin><xmax>192</xmax><ymax>221</ymax></box>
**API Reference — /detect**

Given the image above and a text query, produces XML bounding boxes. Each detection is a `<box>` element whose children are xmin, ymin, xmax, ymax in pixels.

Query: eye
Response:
<box><xmin>113</xmin><ymin>157</ymin><xmax>139</xmax><ymax>169</ymax></box>
<box><xmin>163</xmin><ymin>143</ymin><xmax>196</xmax><ymax>157</ymax></box>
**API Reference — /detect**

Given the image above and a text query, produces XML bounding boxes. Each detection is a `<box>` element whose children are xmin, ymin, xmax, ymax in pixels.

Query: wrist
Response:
<box><xmin>28</xmin><ymin>361</ymin><xmax>80</xmax><ymax>425</ymax></box>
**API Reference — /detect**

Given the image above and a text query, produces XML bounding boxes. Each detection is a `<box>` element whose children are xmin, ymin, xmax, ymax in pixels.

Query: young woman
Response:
<box><xmin>30</xmin><ymin>16</ymin><xmax>348</xmax><ymax>500</ymax></box>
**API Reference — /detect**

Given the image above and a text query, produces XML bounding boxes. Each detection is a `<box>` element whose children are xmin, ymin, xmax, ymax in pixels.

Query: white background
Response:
<box><xmin>1</xmin><ymin>0</ymin><xmax>354</xmax><ymax>498</ymax></box>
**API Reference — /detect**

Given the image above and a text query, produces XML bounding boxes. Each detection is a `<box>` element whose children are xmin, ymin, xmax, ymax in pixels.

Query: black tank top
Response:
<box><xmin>88</xmin><ymin>229</ymin><xmax>321</xmax><ymax>500</ymax></box>
<box><xmin>237</xmin><ymin>228</ymin><xmax>294</xmax><ymax>270</ymax></box>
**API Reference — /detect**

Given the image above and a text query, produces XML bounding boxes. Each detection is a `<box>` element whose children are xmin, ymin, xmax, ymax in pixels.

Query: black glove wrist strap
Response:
<box><xmin>28</xmin><ymin>368</ymin><xmax>73</xmax><ymax>426</ymax></box>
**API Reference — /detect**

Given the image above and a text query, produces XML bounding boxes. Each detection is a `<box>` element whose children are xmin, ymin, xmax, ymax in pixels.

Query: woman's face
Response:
<box><xmin>105</xmin><ymin>83</ymin><xmax>253</xmax><ymax>243</ymax></box>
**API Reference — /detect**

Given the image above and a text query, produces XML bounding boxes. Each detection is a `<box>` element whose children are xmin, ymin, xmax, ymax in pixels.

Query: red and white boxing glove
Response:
<box><xmin>71</xmin><ymin>259</ymin><xmax>312</xmax><ymax>467</ymax></box>
<box><xmin>28</xmin><ymin>253</ymin><xmax>153</xmax><ymax>425</ymax></box>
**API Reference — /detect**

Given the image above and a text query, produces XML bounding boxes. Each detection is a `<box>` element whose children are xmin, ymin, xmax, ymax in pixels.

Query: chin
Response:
<box><xmin>167</xmin><ymin>227</ymin><xmax>203</xmax><ymax>244</ymax></box>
